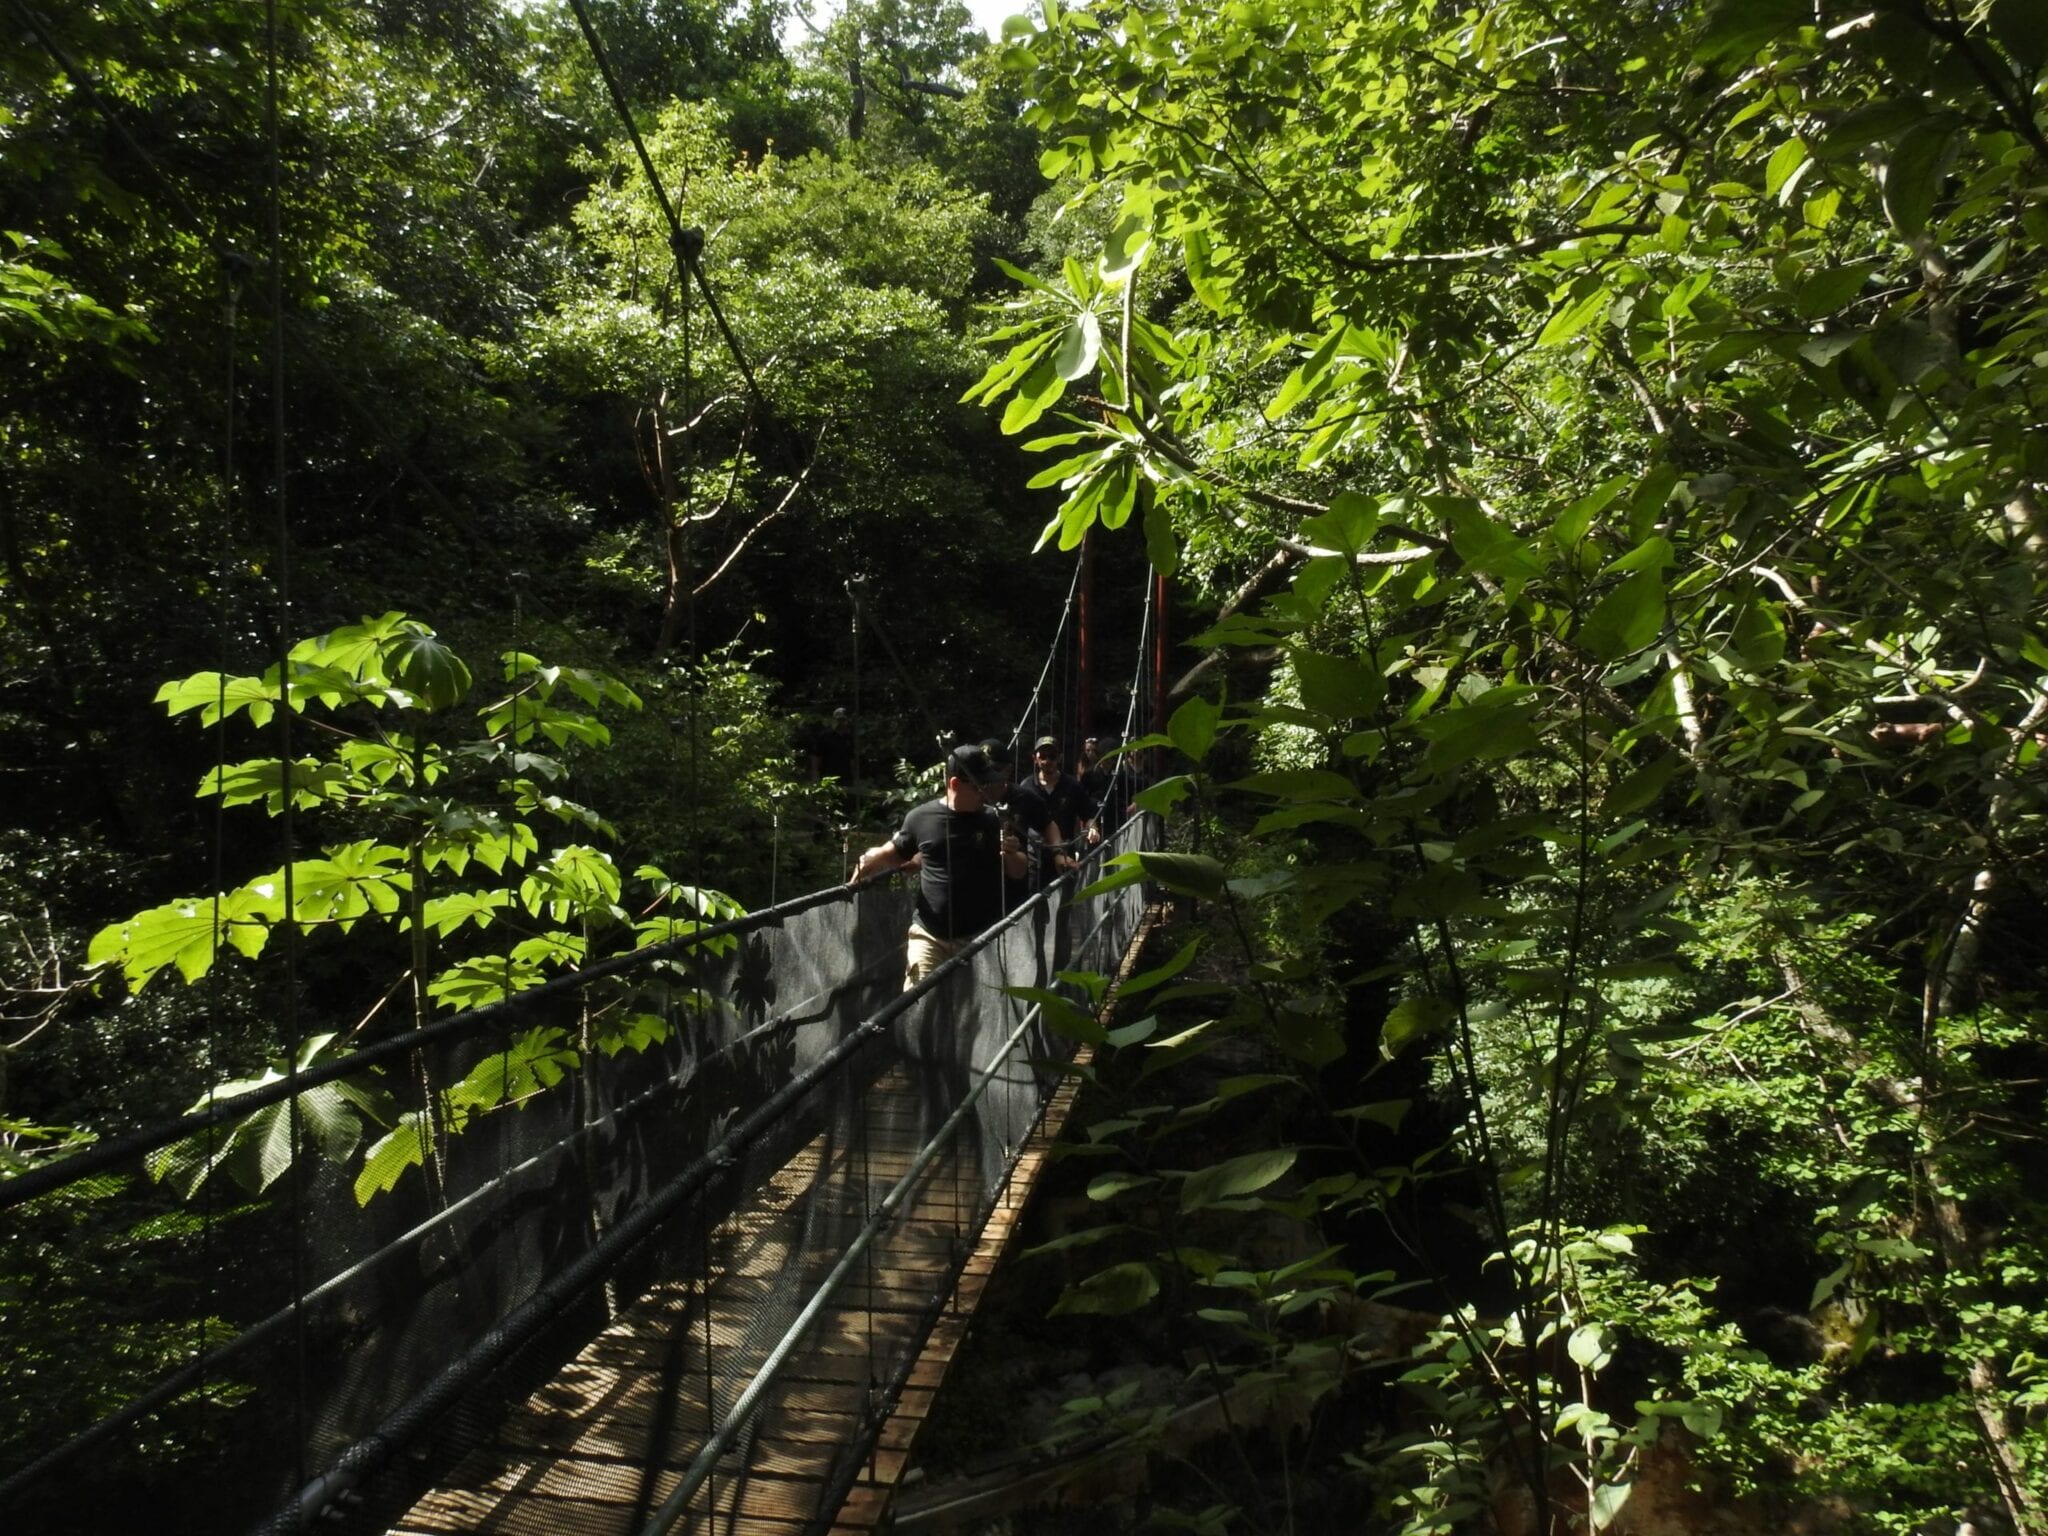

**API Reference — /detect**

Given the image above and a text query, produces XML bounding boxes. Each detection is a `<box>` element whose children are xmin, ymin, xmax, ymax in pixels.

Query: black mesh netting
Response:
<box><xmin>0</xmin><ymin>814</ymin><xmax>1156</xmax><ymax>1536</ymax></box>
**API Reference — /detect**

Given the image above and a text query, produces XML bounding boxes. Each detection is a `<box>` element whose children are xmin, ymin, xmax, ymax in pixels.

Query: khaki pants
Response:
<box><xmin>903</xmin><ymin>923</ymin><xmax>966</xmax><ymax>990</ymax></box>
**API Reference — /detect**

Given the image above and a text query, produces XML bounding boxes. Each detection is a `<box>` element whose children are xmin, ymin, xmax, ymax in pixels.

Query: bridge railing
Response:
<box><xmin>0</xmin><ymin>810</ymin><xmax>1157</xmax><ymax>1536</ymax></box>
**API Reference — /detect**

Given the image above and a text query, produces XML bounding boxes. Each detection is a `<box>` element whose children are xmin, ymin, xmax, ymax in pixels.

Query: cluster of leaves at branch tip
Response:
<box><xmin>90</xmin><ymin>614</ymin><xmax>744</xmax><ymax>1206</ymax></box>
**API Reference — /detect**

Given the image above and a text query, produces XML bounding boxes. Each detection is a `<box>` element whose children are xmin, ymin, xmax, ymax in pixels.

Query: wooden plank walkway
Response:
<box><xmin>828</xmin><ymin>1051</ymin><xmax>1094</xmax><ymax>1536</ymax></box>
<box><xmin>385</xmin><ymin>1055</ymin><xmax>1035</xmax><ymax>1536</ymax></box>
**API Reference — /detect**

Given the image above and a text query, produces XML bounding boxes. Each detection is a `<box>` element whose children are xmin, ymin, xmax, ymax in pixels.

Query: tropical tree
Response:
<box><xmin>970</xmin><ymin>0</ymin><xmax>2048</xmax><ymax>1528</ymax></box>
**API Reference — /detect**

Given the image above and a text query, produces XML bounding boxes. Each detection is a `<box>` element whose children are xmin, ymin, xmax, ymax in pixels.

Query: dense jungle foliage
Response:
<box><xmin>4</xmin><ymin>0</ymin><xmax>2047</xmax><ymax>1531</ymax></box>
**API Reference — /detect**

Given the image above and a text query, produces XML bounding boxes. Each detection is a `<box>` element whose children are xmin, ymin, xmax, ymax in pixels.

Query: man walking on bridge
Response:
<box><xmin>852</xmin><ymin>742</ymin><xmax>1028</xmax><ymax>989</ymax></box>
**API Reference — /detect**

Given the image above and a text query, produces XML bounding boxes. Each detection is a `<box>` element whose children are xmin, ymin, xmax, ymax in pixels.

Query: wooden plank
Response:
<box><xmin>385</xmin><ymin>908</ymin><xmax>1159</xmax><ymax>1536</ymax></box>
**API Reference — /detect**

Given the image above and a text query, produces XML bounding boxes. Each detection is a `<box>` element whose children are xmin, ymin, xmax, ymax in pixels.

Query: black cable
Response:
<box><xmin>845</xmin><ymin>580</ymin><xmax>949</xmax><ymax>764</ymax></box>
<box><xmin>562</xmin><ymin>0</ymin><xmax>763</xmax><ymax>411</ymax></box>
<box><xmin>262</xmin><ymin>0</ymin><xmax>309</xmax><ymax>1487</ymax></box>
<box><xmin>0</xmin><ymin>876</ymin><xmax>880</xmax><ymax>1213</ymax></box>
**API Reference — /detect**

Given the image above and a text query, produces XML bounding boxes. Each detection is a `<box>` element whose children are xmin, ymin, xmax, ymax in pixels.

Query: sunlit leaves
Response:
<box><xmin>148</xmin><ymin>1035</ymin><xmax>394</xmax><ymax>1199</ymax></box>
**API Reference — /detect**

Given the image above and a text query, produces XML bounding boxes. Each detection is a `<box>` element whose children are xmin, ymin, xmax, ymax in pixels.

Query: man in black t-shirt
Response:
<box><xmin>1009</xmin><ymin>734</ymin><xmax>1099</xmax><ymax>884</ymax></box>
<box><xmin>852</xmin><ymin>742</ymin><xmax>1029</xmax><ymax>988</ymax></box>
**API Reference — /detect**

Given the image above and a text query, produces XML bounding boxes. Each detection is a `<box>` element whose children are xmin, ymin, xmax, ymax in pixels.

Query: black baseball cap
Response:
<box><xmin>1033</xmin><ymin>734</ymin><xmax>1059</xmax><ymax>753</ymax></box>
<box><xmin>948</xmin><ymin>743</ymin><xmax>1000</xmax><ymax>787</ymax></box>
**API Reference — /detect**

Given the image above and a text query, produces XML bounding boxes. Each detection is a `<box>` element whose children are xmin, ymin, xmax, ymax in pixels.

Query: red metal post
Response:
<box><xmin>1152</xmin><ymin>568</ymin><xmax>1169</xmax><ymax>760</ymax></box>
<box><xmin>1077</xmin><ymin>533</ymin><xmax>1094</xmax><ymax>751</ymax></box>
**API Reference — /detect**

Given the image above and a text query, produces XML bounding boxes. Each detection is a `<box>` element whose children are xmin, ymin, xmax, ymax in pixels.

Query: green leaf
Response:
<box><xmin>1550</xmin><ymin>477</ymin><xmax>1627</xmax><ymax>550</ymax></box>
<box><xmin>1680</xmin><ymin>1402</ymin><xmax>1724</xmax><ymax>1439</ymax></box>
<box><xmin>1136</xmin><ymin>851</ymin><xmax>1228</xmax><ymax>900</ymax></box>
<box><xmin>1053</xmin><ymin>311</ymin><xmax>1101</xmax><ymax>381</ymax></box>
<box><xmin>1000</xmin><ymin>355</ymin><xmax>1065</xmax><ymax>434</ymax></box>
<box><xmin>1096</xmin><ymin>458</ymin><xmax>1138</xmax><ymax>533</ymax></box>
<box><xmin>1732</xmin><ymin>593</ymin><xmax>1788</xmax><ymax>670</ymax></box>
<box><xmin>1880</xmin><ymin>124</ymin><xmax>1951</xmax><ymax>239</ymax></box>
<box><xmin>1102</xmin><ymin>208</ymin><xmax>1151</xmax><ymax>281</ymax></box>
<box><xmin>90</xmin><ymin>883</ymin><xmax>283</xmax><ymax>992</ymax></box>
<box><xmin>1334</xmin><ymin>1099</ymin><xmax>1411</xmax><ymax>1130</ymax></box>
<box><xmin>1763</xmin><ymin>138</ymin><xmax>1808</xmax><ymax>201</ymax></box>
<box><xmin>1291</xmin><ymin>648</ymin><xmax>1384</xmax><ymax>721</ymax></box>
<box><xmin>156</xmin><ymin>670</ymin><xmax>281</xmax><ymax>727</ymax></box>
<box><xmin>1438</xmin><ymin>497</ymin><xmax>1542</xmax><ymax>583</ymax></box>
<box><xmin>1180</xmin><ymin>1148</ymin><xmax>1296</xmax><ymax>1211</ymax></box>
<box><xmin>1414</xmin><ymin>696</ymin><xmax>1541</xmax><ymax>770</ymax></box>
<box><xmin>1087</xmin><ymin>1171</ymin><xmax>1156</xmax><ymax>1200</ymax></box>
<box><xmin>1537</xmin><ymin>282</ymin><xmax>1610</xmax><ymax>348</ymax></box>
<box><xmin>1167</xmin><ymin>694</ymin><xmax>1222</xmax><ymax>763</ymax></box>
<box><xmin>1298</xmin><ymin>491</ymin><xmax>1380</xmax><ymax>557</ymax></box>
<box><xmin>1606</xmin><ymin>535</ymin><xmax>1674</xmax><ymax>575</ymax></box>
<box><xmin>1117</xmin><ymin>937</ymin><xmax>1203</xmax><ymax>1001</ymax></box>
<box><xmin>385</xmin><ymin>627</ymin><xmax>472</xmax><ymax>712</ymax></box>
<box><xmin>149</xmin><ymin>1036</ymin><xmax>391</xmax><ymax>1198</ymax></box>
<box><xmin>1795</xmin><ymin>260</ymin><xmax>1879</xmax><ymax>320</ymax></box>
<box><xmin>354</xmin><ymin>1113</ymin><xmax>428</xmax><ymax>1203</ymax></box>
<box><xmin>1051</xmin><ymin>1261</ymin><xmax>1160</xmax><ymax>1316</ymax></box>
<box><xmin>1599</xmin><ymin>755</ymin><xmax>1678</xmax><ymax>818</ymax></box>
<box><xmin>1142</xmin><ymin>483</ymin><xmax>1179</xmax><ymax>574</ymax></box>
<box><xmin>1579</xmin><ymin>568</ymin><xmax>1665</xmax><ymax>661</ymax></box>
<box><xmin>1132</xmin><ymin>774</ymin><xmax>1192</xmax><ymax>816</ymax></box>
<box><xmin>1590</xmin><ymin>1481</ymin><xmax>1632</xmax><ymax>1530</ymax></box>
<box><xmin>1568</xmin><ymin>1322</ymin><xmax>1616</xmax><ymax>1372</ymax></box>
<box><xmin>1380</xmin><ymin>996</ymin><xmax>1455</xmax><ymax>1058</ymax></box>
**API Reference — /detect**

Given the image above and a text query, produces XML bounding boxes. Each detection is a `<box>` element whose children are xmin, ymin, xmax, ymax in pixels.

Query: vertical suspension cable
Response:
<box><xmin>263</xmin><ymin>0</ymin><xmax>307</xmax><ymax>1485</ymax></box>
<box><xmin>1119</xmin><ymin>572</ymin><xmax>1157</xmax><ymax>818</ymax></box>
<box><xmin>498</xmin><ymin>583</ymin><xmax>523</xmax><ymax>1189</ymax></box>
<box><xmin>1005</xmin><ymin>552</ymin><xmax>1084</xmax><ymax>759</ymax></box>
<box><xmin>198</xmin><ymin>260</ymin><xmax>245</xmax><ymax>1423</ymax></box>
<box><xmin>676</xmin><ymin>198</ymin><xmax>717</xmax><ymax>1536</ymax></box>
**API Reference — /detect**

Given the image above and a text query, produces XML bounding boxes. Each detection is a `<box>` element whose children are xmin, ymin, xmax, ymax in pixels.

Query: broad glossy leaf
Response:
<box><xmin>1180</xmin><ymin>1147</ymin><xmax>1296</xmax><ymax>1211</ymax></box>
<box><xmin>1051</xmin><ymin>1261</ymin><xmax>1159</xmax><ymax>1316</ymax></box>
<box><xmin>1537</xmin><ymin>282</ymin><xmax>1609</xmax><ymax>348</ymax></box>
<box><xmin>1438</xmin><ymin>497</ymin><xmax>1543</xmax><ymax>582</ymax></box>
<box><xmin>1167</xmin><ymin>694</ymin><xmax>1222</xmax><ymax>764</ymax></box>
<box><xmin>1053</xmin><ymin>311</ymin><xmax>1101</xmax><ymax>381</ymax></box>
<box><xmin>1590</xmin><ymin>1481</ymin><xmax>1632</xmax><ymax>1530</ymax></box>
<box><xmin>1732</xmin><ymin>593</ymin><xmax>1788</xmax><ymax>670</ymax></box>
<box><xmin>386</xmin><ymin>629</ymin><xmax>472</xmax><ymax>712</ymax></box>
<box><xmin>1291</xmin><ymin>648</ymin><xmax>1384</xmax><ymax>721</ymax></box>
<box><xmin>1380</xmin><ymin>996</ymin><xmax>1455</xmax><ymax>1058</ymax></box>
<box><xmin>1000</xmin><ymin>355</ymin><xmax>1065</xmax><ymax>434</ymax></box>
<box><xmin>1142</xmin><ymin>481</ymin><xmax>1179</xmax><ymax>574</ymax></box>
<box><xmin>1600</xmin><ymin>755</ymin><xmax>1679</xmax><ymax>818</ymax></box>
<box><xmin>1136</xmin><ymin>851</ymin><xmax>1227</xmax><ymax>899</ymax></box>
<box><xmin>1568</xmin><ymin>1322</ymin><xmax>1616</xmax><ymax>1372</ymax></box>
<box><xmin>1880</xmin><ymin>124</ymin><xmax>1952</xmax><ymax>239</ymax></box>
<box><xmin>1579</xmin><ymin>568</ymin><xmax>1665</xmax><ymax>661</ymax></box>
<box><xmin>1298</xmin><ymin>490</ymin><xmax>1380</xmax><ymax>556</ymax></box>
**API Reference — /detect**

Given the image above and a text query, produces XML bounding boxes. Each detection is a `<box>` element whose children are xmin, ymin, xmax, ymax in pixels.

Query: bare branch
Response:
<box><xmin>692</xmin><ymin>423</ymin><xmax>833</xmax><ymax>598</ymax></box>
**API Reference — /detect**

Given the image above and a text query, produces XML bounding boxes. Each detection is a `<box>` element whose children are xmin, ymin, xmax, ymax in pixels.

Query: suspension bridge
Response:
<box><xmin>0</xmin><ymin>810</ymin><xmax>1160</xmax><ymax>1535</ymax></box>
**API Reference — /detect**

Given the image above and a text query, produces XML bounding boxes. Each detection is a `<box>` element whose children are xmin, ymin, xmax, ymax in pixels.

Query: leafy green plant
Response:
<box><xmin>87</xmin><ymin>613</ymin><xmax>741</xmax><ymax>1205</ymax></box>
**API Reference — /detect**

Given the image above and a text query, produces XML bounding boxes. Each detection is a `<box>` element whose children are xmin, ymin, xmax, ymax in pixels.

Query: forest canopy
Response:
<box><xmin>4</xmin><ymin>0</ymin><xmax>2047</xmax><ymax>1531</ymax></box>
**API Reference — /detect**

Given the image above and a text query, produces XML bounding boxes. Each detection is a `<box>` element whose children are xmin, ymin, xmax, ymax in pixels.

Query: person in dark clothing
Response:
<box><xmin>1003</xmin><ymin>768</ymin><xmax>1063</xmax><ymax>894</ymax></box>
<box><xmin>1009</xmin><ymin>734</ymin><xmax>1099</xmax><ymax>884</ymax></box>
<box><xmin>852</xmin><ymin>742</ymin><xmax>1028</xmax><ymax>988</ymax></box>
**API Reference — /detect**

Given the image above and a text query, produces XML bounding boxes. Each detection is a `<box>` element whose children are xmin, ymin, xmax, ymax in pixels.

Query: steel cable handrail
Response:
<box><xmin>637</xmin><ymin>876</ymin><xmax>1131</xmax><ymax>1535</ymax></box>
<box><xmin>0</xmin><ymin>942</ymin><xmax>907</xmax><ymax>1506</ymax></box>
<box><xmin>249</xmin><ymin>841</ymin><xmax>1127</xmax><ymax>1536</ymax></box>
<box><xmin>0</xmin><ymin>875</ymin><xmax>891</xmax><ymax>1212</ymax></box>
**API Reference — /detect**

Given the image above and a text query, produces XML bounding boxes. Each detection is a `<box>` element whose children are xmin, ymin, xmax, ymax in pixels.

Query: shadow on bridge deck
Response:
<box><xmin>386</xmin><ymin>1041</ymin><xmax>1095</xmax><ymax>1536</ymax></box>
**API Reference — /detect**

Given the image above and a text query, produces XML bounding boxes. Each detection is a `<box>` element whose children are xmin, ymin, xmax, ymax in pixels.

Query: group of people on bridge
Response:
<box><xmin>852</xmin><ymin>735</ymin><xmax>1126</xmax><ymax>989</ymax></box>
